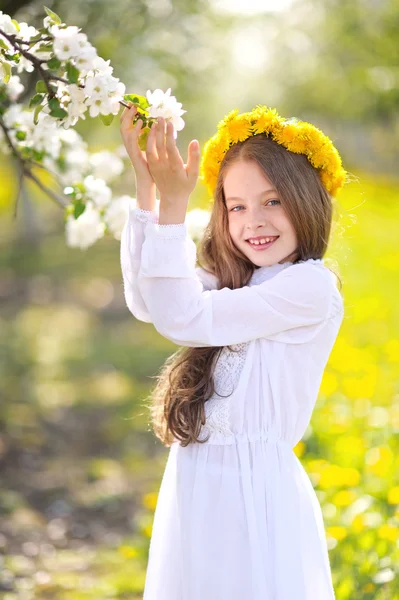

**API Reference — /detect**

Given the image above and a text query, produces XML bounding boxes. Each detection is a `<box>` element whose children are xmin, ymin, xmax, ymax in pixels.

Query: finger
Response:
<box><xmin>146</xmin><ymin>121</ymin><xmax>159</xmax><ymax>163</ymax></box>
<box><xmin>120</xmin><ymin>102</ymin><xmax>136</xmax><ymax>125</ymax></box>
<box><xmin>165</xmin><ymin>121</ymin><xmax>183</xmax><ymax>167</ymax></box>
<box><xmin>155</xmin><ymin>117</ymin><xmax>167</xmax><ymax>160</ymax></box>
<box><xmin>186</xmin><ymin>139</ymin><xmax>201</xmax><ymax>185</ymax></box>
<box><xmin>128</xmin><ymin>119</ymin><xmax>145</xmax><ymax>160</ymax></box>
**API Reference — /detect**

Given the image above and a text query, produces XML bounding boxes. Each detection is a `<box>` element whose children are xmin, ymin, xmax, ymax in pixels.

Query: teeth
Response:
<box><xmin>248</xmin><ymin>237</ymin><xmax>275</xmax><ymax>245</ymax></box>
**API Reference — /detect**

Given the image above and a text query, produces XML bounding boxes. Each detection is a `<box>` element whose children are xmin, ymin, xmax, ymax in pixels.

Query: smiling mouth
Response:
<box><xmin>246</xmin><ymin>236</ymin><xmax>279</xmax><ymax>250</ymax></box>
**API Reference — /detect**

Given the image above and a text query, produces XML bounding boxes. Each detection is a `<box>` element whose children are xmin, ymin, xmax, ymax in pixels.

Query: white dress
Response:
<box><xmin>120</xmin><ymin>204</ymin><xmax>345</xmax><ymax>600</ymax></box>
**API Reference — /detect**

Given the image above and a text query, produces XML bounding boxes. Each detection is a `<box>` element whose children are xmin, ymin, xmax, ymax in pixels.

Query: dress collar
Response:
<box><xmin>249</xmin><ymin>258</ymin><xmax>324</xmax><ymax>286</ymax></box>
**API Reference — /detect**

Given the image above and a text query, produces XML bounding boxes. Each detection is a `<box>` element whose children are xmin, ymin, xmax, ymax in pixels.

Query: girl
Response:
<box><xmin>119</xmin><ymin>103</ymin><xmax>346</xmax><ymax>600</ymax></box>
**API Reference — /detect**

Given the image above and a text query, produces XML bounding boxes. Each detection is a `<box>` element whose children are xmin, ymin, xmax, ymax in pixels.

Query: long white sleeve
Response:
<box><xmin>120</xmin><ymin>206</ymin><xmax>219</xmax><ymax>323</ymax></box>
<box><xmin>136</xmin><ymin>221</ymin><xmax>344</xmax><ymax>347</ymax></box>
<box><xmin>120</xmin><ymin>205</ymin><xmax>159</xmax><ymax>323</ymax></box>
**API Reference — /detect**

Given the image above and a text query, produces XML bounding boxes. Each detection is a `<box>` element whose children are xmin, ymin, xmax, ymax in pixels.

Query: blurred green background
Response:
<box><xmin>1</xmin><ymin>0</ymin><xmax>399</xmax><ymax>598</ymax></box>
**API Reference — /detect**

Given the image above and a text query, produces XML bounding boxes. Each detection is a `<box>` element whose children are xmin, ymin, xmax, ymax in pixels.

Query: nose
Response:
<box><xmin>245</xmin><ymin>205</ymin><xmax>268</xmax><ymax>230</ymax></box>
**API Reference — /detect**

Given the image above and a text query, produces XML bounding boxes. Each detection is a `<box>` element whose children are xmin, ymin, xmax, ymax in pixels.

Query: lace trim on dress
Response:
<box><xmin>153</xmin><ymin>223</ymin><xmax>187</xmax><ymax>240</ymax></box>
<box><xmin>134</xmin><ymin>208</ymin><xmax>158</xmax><ymax>223</ymax></box>
<box><xmin>199</xmin><ymin>342</ymin><xmax>249</xmax><ymax>439</ymax></box>
<box><xmin>297</xmin><ymin>258</ymin><xmax>324</xmax><ymax>265</ymax></box>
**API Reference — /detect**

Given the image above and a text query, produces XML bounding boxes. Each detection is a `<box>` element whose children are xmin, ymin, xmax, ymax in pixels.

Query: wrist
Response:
<box><xmin>159</xmin><ymin>202</ymin><xmax>187</xmax><ymax>225</ymax></box>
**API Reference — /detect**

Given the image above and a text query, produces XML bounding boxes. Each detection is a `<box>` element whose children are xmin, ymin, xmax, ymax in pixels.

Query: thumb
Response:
<box><xmin>186</xmin><ymin>139</ymin><xmax>200</xmax><ymax>184</ymax></box>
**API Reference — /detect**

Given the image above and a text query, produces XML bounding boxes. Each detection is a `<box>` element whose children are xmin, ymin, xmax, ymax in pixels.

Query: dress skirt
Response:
<box><xmin>142</xmin><ymin>435</ymin><xmax>336</xmax><ymax>600</ymax></box>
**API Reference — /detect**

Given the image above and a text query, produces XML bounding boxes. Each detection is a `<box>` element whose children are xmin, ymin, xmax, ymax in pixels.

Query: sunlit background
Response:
<box><xmin>1</xmin><ymin>0</ymin><xmax>398</xmax><ymax>598</ymax></box>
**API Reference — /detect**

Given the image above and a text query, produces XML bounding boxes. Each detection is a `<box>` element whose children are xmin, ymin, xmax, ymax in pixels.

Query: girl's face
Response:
<box><xmin>223</xmin><ymin>159</ymin><xmax>298</xmax><ymax>267</ymax></box>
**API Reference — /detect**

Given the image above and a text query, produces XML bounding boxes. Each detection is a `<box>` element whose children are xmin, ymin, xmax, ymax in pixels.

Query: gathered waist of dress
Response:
<box><xmin>182</xmin><ymin>431</ymin><xmax>295</xmax><ymax>448</ymax></box>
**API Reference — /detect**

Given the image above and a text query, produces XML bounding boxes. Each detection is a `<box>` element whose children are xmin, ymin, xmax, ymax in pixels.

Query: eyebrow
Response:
<box><xmin>225</xmin><ymin>188</ymin><xmax>278</xmax><ymax>203</ymax></box>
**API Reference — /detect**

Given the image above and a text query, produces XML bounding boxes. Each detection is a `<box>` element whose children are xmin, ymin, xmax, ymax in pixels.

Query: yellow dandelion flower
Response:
<box><xmin>326</xmin><ymin>526</ymin><xmax>347</xmax><ymax>541</ymax></box>
<box><xmin>119</xmin><ymin>545</ymin><xmax>138</xmax><ymax>558</ymax></box>
<box><xmin>273</xmin><ymin>124</ymin><xmax>299</xmax><ymax>147</ymax></box>
<box><xmin>294</xmin><ymin>441</ymin><xmax>306</xmax><ymax>458</ymax></box>
<box><xmin>252</xmin><ymin>110</ymin><xmax>281</xmax><ymax>135</ymax></box>
<box><xmin>388</xmin><ymin>486</ymin><xmax>399</xmax><ymax>505</ymax></box>
<box><xmin>320</xmin><ymin>169</ymin><xmax>332</xmax><ymax>190</ymax></box>
<box><xmin>217</xmin><ymin>108</ymin><xmax>239</xmax><ymax>130</ymax></box>
<box><xmin>334</xmin><ymin>490</ymin><xmax>357</xmax><ymax>507</ymax></box>
<box><xmin>378</xmin><ymin>524</ymin><xmax>399</xmax><ymax>542</ymax></box>
<box><xmin>142</xmin><ymin>492</ymin><xmax>158</xmax><ymax>511</ymax></box>
<box><xmin>310</xmin><ymin>148</ymin><xmax>330</xmax><ymax>169</ymax></box>
<box><xmin>224</xmin><ymin>116</ymin><xmax>252</xmax><ymax>143</ymax></box>
<box><xmin>286</xmin><ymin>137</ymin><xmax>307</xmax><ymax>154</ymax></box>
<box><xmin>352</xmin><ymin>514</ymin><xmax>365</xmax><ymax>533</ymax></box>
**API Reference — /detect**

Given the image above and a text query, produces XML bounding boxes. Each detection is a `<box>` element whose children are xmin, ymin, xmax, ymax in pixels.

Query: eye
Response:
<box><xmin>229</xmin><ymin>199</ymin><xmax>281</xmax><ymax>212</ymax></box>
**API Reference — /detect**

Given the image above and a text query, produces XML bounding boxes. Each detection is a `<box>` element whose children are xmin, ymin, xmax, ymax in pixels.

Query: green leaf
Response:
<box><xmin>2</xmin><ymin>62</ymin><xmax>12</xmax><ymax>84</ymax></box>
<box><xmin>29</xmin><ymin>93</ymin><xmax>44</xmax><ymax>107</ymax></box>
<box><xmin>66</xmin><ymin>62</ymin><xmax>80</xmax><ymax>84</ymax></box>
<box><xmin>47</xmin><ymin>57</ymin><xmax>61</xmax><ymax>70</ymax></box>
<box><xmin>98</xmin><ymin>113</ymin><xmax>114</xmax><ymax>126</ymax></box>
<box><xmin>32</xmin><ymin>149</ymin><xmax>45</xmax><ymax>161</ymax></box>
<box><xmin>44</xmin><ymin>6</ymin><xmax>62</xmax><ymax>25</ymax></box>
<box><xmin>138</xmin><ymin>127</ymin><xmax>151</xmax><ymax>151</ymax></box>
<box><xmin>36</xmin><ymin>44</ymin><xmax>53</xmax><ymax>52</ymax></box>
<box><xmin>36</xmin><ymin>80</ymin><xmax>48</xmax><ymax>93</ymax></box>
<box><xmin>73</xmin><ymin>199</ymin><xmax>86</xmax><ymax>219</ymax></box>
<box><xmin>48</xmin><ymin>97</ymin><xmax>61</xmax><ymax>110</ymax></box>
<box><xmin>33</xmin><ymin>104</ymin><xmax>44</xmax><ymax>125</ymax></box>
<box><xmin>124</xmin><ymin>93</ymin><xmax>150</xmax><ymax>110</ymax></box>
<box><xmin>3</xmin><ymin>53</ymin><xmax>19</xmax><ymax>62</ymax></box>
<box><xmin>15</xmin><ymin>131</ymin><xmax>27</xmax><ymax>141</ymax></box>
<box><xmin>0</xmin><ymin>39</ymin><xmax>9</xmax><ymax>50</ymax></box>
<box><xmin>49</xmin><ymin>107</ymin><xmax>68</xmax><ymax>119</ymax></box>
<box><xmin>11</xmin><ymin>19</ymin><xmax>20</xmax><ymax>32</ymax></box>
<box><xmin>29</xmin><ymin>33</ymin><xmax>44</xmax><ymax>42</ymax></box>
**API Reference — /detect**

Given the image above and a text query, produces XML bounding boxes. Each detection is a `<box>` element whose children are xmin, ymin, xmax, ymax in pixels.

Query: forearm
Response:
<box><xmin>136</xmin><ymin>179</ymin><xmax>157</xmax><ymax>212</ymax></box>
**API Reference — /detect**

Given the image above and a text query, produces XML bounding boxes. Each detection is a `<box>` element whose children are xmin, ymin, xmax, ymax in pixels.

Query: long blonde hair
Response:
<box><xmin>144</xmin><ymin>134</ymin><xmax>342</xmax><ymax>448</ymax></box>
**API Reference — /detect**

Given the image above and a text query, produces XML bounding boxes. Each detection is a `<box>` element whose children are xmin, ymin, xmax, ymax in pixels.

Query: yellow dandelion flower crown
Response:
<box><xmin>200</xmin><ymin>105</ymin><xmax>347</xmax><ymax>198</ymax></box>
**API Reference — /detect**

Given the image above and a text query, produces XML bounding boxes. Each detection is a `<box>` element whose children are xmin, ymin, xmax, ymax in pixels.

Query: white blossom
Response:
<box><xmin>0</xmin><ymin>11</ymin><xmax>18</xmax><ymax>35</ymax></box>
<box><xmin>18</xmin><ymin>22</ymin><xmax>39</xmax><ymax>42</ymax></box>
<box><xmin>83</xmin><ymin>73</ymin><xmax>125</xmax><ymax>117</ymax></box>
<box><xmin>74</xmin><ymin>44</ymin><xmax>97</xmax><ymax>73</ymax></box>
<box><xmin>43</xmin><ymin>16</ymin><xmax>54</xmax><ymax>29</ymax></box>
<box><xmin>84</xmin><ymin>74</ymin><xmax>108</xmax><ymax>101</ymax></box>
<box><xmin>373</xmin><ymin>568</ymin><xmax>395</xmax><ymax>584</ymax></box>
<box><xmin>6</xmin><ymin>75</ymin><xmax>24</xmax><ymax>100</ymax></box>
<box><xmin>3</xmin><ymin>104</ymin><xmax>35</xmax><ymax>148</ymax></box>
<box><xmin>104</xmin><ymin>195</ymin><xmax>134</xmax><ymax>239</ymax></box>
<box><xmin>57</xmin><ymin>82</ymin><xmax>88</xmax><ymax>128</ymax></box>
<box><xmin>185</xmin><ymin>208</ymin><xmax>211</xmax><ymax>242</ymax></box>
<box><xmin>66</xmin><ymin>201</ymin><xmax>105</xmax><ymax>249</ymax></box>
<box><xmin>146</xmin><ymin>87</ymin><xmax>186</xmax><ymax>137</ymax></box>
<box><xmin>16</xmin><ymin>56</ymin><xmax>35</xmax><ymax>74</ymax></box>
<box><xmin>108</xmin><ymin>80</ymin><xmax>126</xmax><ymax>114</ymax></box>
<box><xmin>83</xmin><ymin>175</ymin><xmax>112</xmax><ymax>207</ymax></box>
<box><xmin>54</xmin><ymin>128</ymin><xmax>90</xmax><ymax>185</ymax></box>
<box><xmin>51</xmin><ymin>26</ymin><xmax>84</xmax><ymax>60</ymax></box>
<box><xmin>92</xmin><ymin>56</ymin><xmax>113</xmax><ymax>76</ymax></box>
<box><xmin>89</xmin><ymin>151</ymin><xmax>124</xmax><ymax>183</ymax></box>
<box><xmin>31</xmin><ymin>112</ymin><xmax>62</xmax><ymax>156</ymax></box>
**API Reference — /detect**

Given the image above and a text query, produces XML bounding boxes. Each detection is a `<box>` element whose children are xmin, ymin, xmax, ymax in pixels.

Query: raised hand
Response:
<box><xmin>146</xmin><ymin>117</ymin><xmax>200</xmax><ymax>207</ymax></box>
